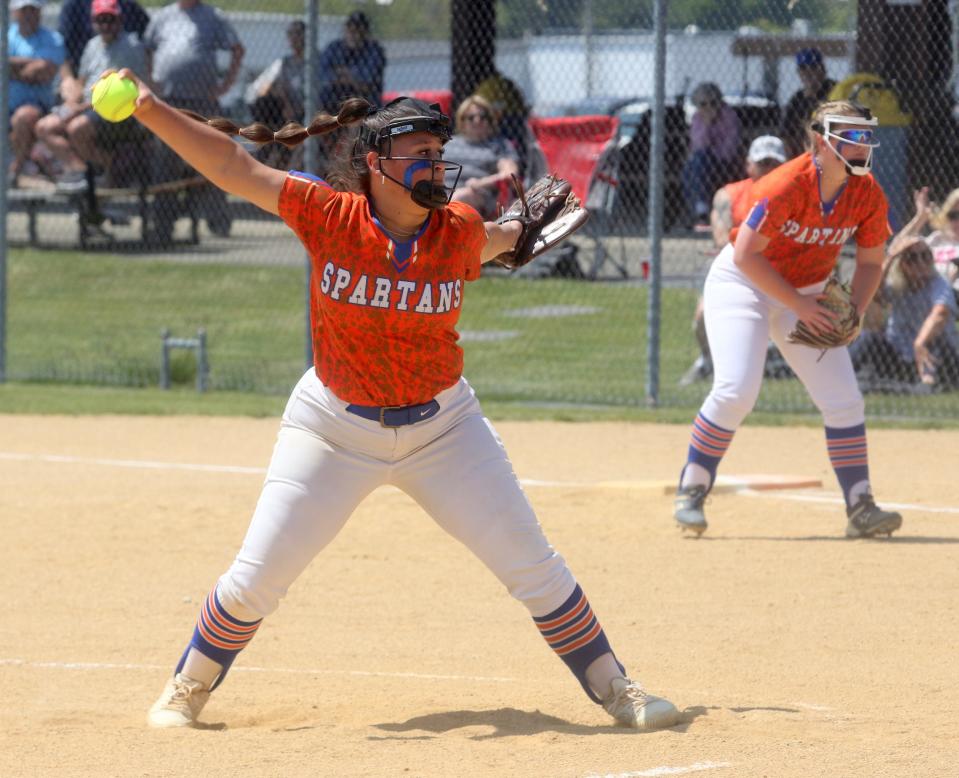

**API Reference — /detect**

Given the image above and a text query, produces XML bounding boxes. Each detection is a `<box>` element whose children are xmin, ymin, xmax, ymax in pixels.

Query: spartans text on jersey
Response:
<box><xmin>780</xmin><ymin>221</ymin><xmax>859</xmax><ymax>246</ymax></box>
<box><xmin>319</xmin><ymin>261</ymin><xmax>463</xmax><ymax>314</ymax></box>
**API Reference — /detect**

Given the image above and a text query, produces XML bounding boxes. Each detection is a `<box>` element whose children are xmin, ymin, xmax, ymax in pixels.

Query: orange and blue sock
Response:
<box><xmin>175</xmin><ymin>586</ymin><xmax>262</xmax><ymax>690</ymax></box>
<box><xmin>826</xmin><ymin>423</ymin><xmax>870</xmax><ymax>508</ymax></box>
<box><xmin>683</xmin><ymin>412</ymin><xmax>736</xmax><ymax>490</ymax></box>
<box><xmin>533</xmin><ymin>585</ymin><xmax>623</xmax><ymax>703</ymax></box>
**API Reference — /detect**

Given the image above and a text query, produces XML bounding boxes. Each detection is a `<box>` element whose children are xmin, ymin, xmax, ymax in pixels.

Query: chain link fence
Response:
<box><xmin>3</xmin><ymin>0</ymin><xmax>959</xmax><ymax>420</ymax></box>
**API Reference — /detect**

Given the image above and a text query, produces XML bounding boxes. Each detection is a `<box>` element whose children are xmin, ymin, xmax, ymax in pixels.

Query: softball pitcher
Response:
<box><xmin>674</xmin><ymin>100</ymin><xmax>903</xmax><ymax>539</ymax></box>
<box><xmin>114</xmin><ymin>70</ymin><xmax>679</xmax><ymax>731</ymax></box>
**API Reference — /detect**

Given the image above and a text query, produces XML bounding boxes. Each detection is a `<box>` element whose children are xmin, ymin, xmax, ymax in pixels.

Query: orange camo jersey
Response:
<box><xmin>723</xmin><ymin>177</ymin><xmax>757</xmax><ymax>228</ymax></box>
<box><xmin>729</xmin><ymin>153</ymin><xmax>891</xmax><ymax>288</ymax></box>
<box><xmin>278</xmin><ymin>172</ymin><xmax>486</xmax><ymax>406</ymax></box>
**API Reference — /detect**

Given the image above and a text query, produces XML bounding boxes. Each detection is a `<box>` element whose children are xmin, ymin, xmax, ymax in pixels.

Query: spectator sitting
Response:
<box><xmin>245</xmin><ymin>19</ymin><xmax>306</xmax><ymax>168</ymax></box>
<box><xmin>891</xmin><ymin>186</ymin><xmax>959</xmax><ymax>301</ymax></box>
<box><xmin>58</xmin><ymin>0</ymin><xmax>148</xmax><ymax>78</ymax></box>
<box><xmin>680</xmin><ymin>135</ymin><xmax>787</xmax><ymax>386</ymax></box>
<box><xmin>474</xmin><ymin>70</ymin><xmax>531</xmax><ymax>177</ymax></box>
<box><xmin>681</xmin><ymin>82</ymin><xmax>742</xmax><ymax>230</ymax></box>
<box><xmin>780</xmin><ymin>47</ymin><xmax>836</xmax><ymax>159</ymax></box>
<box><xmin>36</xmin><ymin>0</ymin><xmax>148</xmax><ymax>192</ymax></box>
<box><xmin>850</xmin><ymin>236</ymin><xmax>959</xmax><ymax>391</ymax></box>
<box><xmin>445</xmin><ymin>95</ymin><xmax>520</xmax><ymax>220</ymax></box>
<box><xmin>143</xmin><ymin>0</ymin><xmax>245</xmax><ymax>240</ymax></box>
<box><xmin>8</xmin><ymin>0</ymin><xmax>65</xmax><ymax>188</ymax></box>
<box><xmin>317</xmin><ymin>11</ymin><xmax>385</xmax><ymax>113</ymax></box>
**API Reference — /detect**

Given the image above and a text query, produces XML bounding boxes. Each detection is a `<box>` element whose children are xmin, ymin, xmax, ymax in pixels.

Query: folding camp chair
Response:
<box><xmin>527</xmin><ymin>115</ymin><xmax>628</xmax><ymax>279</ymax></box>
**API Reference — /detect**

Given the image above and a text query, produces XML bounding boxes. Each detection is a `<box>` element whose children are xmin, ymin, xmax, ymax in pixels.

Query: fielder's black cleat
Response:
<box><xmin>845</xmin><ymin>493</ymin><xmax>902</xmax><ymax>538</ymax></box>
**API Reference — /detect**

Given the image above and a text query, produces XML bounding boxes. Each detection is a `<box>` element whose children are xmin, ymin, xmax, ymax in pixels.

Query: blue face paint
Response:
<box><xmin>403</xmin><ymin>159</ymin><xmax>432</xmax><ymax>188</ymax></box>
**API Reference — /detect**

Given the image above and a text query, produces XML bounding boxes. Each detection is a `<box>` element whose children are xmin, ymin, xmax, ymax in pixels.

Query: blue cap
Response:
<box><xmin>796</xmin><ymin>48</ymin><xmax>823</xmax><ymax>68</ymax></box>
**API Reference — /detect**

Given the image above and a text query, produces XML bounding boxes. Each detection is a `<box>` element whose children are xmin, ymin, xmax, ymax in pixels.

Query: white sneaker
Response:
<box><xmin>147</xmin><ymin>673</ymin><xmax>210</xmax><ymax>728</ymax></box>
<box><xmin>603</xmin><ymin>677</ymin><xmax>680</xmax><ymax>731</ymax></box>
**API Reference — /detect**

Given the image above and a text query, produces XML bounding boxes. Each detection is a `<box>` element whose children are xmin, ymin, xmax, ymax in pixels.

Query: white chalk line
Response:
<box><xmin>742</xmin><ymin>489</ymin><xmax>959</xmax><ymax>515</ymax></box>
<box><xmin>585</xmin><ymin>763</ymin><xmax>732</xmax><ymax>778</ymax></box>
<box><xmin>0</xmin><ymin>451</ymin><xmax>265</xmax><ymax>475</ymax></box>
<box><xmin>790</xmin><ymin>701</ymin><xmax>834</xmax><ymax>712</ymax></box>
<box><xmin>0</xmin><ymin>657</ymin><xmax>516</xmax><ymax>683</ymax></box>
<box><xmin>4</xmin><ymin>450</ymin><xmax>958</xmax><ymax>516</ymax></box>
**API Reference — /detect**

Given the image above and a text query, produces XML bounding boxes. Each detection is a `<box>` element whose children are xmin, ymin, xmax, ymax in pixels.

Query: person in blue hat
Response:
<box><xmin>780</xmin><ymin>47</ymin><xmax>836</xmax><ymax>158</ymax></box>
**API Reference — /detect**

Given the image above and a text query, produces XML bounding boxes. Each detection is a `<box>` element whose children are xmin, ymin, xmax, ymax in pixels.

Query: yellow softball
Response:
<box><xmin>91</xmin><ymin>73</ymin><xmax>139</xmax><ymax>123</ymax></box>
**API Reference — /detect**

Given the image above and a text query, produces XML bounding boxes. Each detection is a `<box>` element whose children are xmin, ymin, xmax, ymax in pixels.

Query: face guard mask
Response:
<box><xmin>812</xmin><ymin>113</ymin><xmax>880</xmax><ymax>176</ymax></box>
<box><xmin>356</xmin><ymin>98</ymin><xmax>463</xmax><ymax>209</ymax></box>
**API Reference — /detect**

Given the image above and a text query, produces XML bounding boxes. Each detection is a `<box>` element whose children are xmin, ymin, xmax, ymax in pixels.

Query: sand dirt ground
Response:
<box><xmin>1</xmin><ymin>415</ymin><xmax>956</xmax><ymax>778</ymax></box>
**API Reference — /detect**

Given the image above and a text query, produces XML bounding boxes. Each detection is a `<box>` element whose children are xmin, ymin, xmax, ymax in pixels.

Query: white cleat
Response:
<box><xmin>674</xmin><ymin>484</ymin><xmax>708</xmax><ymax>537</ymax></box>
<box><xmin>147</xmin><ymin>673</ymin><xmax>210</xmax><ymax>728</ymax></box>
<box><xmin>603</xmin><ymin>677</ymin><xmax>680</xmax><ymax>731</ymax></box>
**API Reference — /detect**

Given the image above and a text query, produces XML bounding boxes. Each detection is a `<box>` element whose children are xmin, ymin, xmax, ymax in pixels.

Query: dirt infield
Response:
<box><xmin>2</xmin><ymin>415</ymin><xmax>957</xmax><ymax>778</ymax></box>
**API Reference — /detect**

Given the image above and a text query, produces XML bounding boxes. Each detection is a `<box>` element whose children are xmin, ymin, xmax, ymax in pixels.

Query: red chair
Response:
<box><xmin>381</xmin><ymin>89</ymin><xmax>453</xmax><ymax>119</ymax></box>
<box><xmin>528</xmin><ymin>115</ymin><xmax>628</xmax><ymax>279</ymax></box>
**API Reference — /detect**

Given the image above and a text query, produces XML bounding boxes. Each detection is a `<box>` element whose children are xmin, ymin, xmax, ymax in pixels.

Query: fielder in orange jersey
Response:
<box><xmin>112</xmin><ymin>69</ymin><xmax>680</xmax><ymax>732</ymax></box>
<box><xmin>673</xmin><ymin>100</ymin><xmax>903</xmax><ymax>539</ymax></box>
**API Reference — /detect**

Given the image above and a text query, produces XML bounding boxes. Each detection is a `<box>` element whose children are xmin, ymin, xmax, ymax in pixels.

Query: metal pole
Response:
<box><xmin>160</xmin><ymin>329</ymin><xmax>171</xmax><ymax>389</ymax></box>
<box><xmin>583</xmin><ymin>0</ymin><xmax>594</xmax><ymax>98</ymax></box>
<box><xmin>197</xmin><ymin>328</ymin><xmax>208</xmax><ymax>392</ymax></box>
<box><xmin>645</xmin><ymin>0</ymin><xmax>667</xmax><ymax>407</ymax></box>
<box><xmin>0</xmin><ymin>0</ymin><xmax>10</xmax><ymax>383</ymax></box>
<box><xmin>303</xmin><ymin>0</ymin><xmax>319</xmax><ymax>368</ymax></box>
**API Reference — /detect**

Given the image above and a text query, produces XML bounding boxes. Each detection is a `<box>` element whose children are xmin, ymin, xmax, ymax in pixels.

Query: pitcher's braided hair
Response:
<box><xmin>181</xmin><ymin>96</ymin><xmax>444</xmax><ymax>195</ymax></box>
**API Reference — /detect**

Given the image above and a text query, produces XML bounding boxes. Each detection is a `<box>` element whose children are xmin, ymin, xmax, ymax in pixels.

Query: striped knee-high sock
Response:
<box><xmin>175</xmin><ymin>586</ymin><xmax>262</xmax><ymax>690</ymax></box>
<box><xmin>683</xmin><ymin>412</ymin><xmax>736</xmax><ymax>489</ymax></box>
<box><xmin>533</xmin><ymin>584</ymin><xmax>623</xmax><ymax>703</ymax></box>
<box><xmin>825</xmin><ymin>423</ymin><xmax>870</xmax><ymax>507</ymax></box>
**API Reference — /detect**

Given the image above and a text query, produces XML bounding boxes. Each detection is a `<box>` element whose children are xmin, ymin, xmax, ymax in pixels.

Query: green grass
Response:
<box><xmin>2</xmin><ymin>381</ymin><xmax>957</xmax><ymax>429</ymax></box>
<box><xmin>0</xmin><ymin>382</ymin><xmax>287</xmax><ymax>416</ymax></box>
<box><xmin>7</xmin><ymin>249</ymin><xmax>305</xmax><ymax>394</ymax></box>
<box><xmin>4</xmin><ymin>247</ymin><xmax>959</xmax><ymax>426</ymax></box>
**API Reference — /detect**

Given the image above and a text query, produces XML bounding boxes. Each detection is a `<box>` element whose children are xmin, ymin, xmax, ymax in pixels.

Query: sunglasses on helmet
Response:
<box><xmin>833</xmin><ymin>128</ymin><xmax>875</xmax><ymax>145</ymax></box>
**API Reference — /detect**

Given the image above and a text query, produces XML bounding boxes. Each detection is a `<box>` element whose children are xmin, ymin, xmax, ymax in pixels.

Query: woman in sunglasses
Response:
<box><xmin>673</xmin><ymin>100</ymin><xmax>904</xmax><ymax>540</ymax></box>
<box><xmin>445</xmin><ymin>94</ymin><xmax>520</xmax><ymax>219</ymax></box>
<box><xmin>851</xmin><ymin>236</ymin><xmax>959</xmax><ymax>389</ymax></box>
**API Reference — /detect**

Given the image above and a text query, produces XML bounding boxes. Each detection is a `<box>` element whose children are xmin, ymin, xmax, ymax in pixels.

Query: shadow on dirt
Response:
<box><xmin>371</xmin><ymin>704</ymin><xmax>707</xmax><ymax>739</ymax></box>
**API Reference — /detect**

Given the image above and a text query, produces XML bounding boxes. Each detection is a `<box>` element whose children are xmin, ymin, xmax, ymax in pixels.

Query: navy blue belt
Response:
<box><xmin>345</xmin><ymin>399</ymin><xmax>440</xmax><ymax>428</ymax></box>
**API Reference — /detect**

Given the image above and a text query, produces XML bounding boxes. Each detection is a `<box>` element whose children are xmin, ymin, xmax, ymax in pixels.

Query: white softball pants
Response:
<box><xmin>700</xmin><ymin>244</ymin><xmax>865</xmax><ymax>430</ymax></box>
<box><xmin>217</xmin><ymin>369</ymin><xmax>575</xmax><ymax>621</ymax></box>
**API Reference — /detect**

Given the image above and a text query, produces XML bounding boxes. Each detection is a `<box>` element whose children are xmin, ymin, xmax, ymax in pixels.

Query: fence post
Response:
<box><xmin>645</xmin><ymin>0</ymin><xmax>667</xmax><ymax>408</ymax></box>
<box><xmin>0</xmin><ymin>0</ymin><xmax>9</xmax><ymax>384</ymax></box>
<box><xmin>160</xmin><ymin>328</ymin><xmax>171</xmax><ymax>390</ymax></box>
<box><xmin>196</xmin><ymin>329</ymin><xmax>209</xmax><ymax>393</ymax></box>
<box><xmin>303</xmin><ymin>0</ymin><xmax>319</xmax><ymax>369</ymax></box>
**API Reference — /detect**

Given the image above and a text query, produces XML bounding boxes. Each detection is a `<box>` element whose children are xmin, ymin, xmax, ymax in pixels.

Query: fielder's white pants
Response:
<box><xmin>217</xmin><ymin>369</ymin><xmax>575</xmax><ymax>620</ymax></box>
<box><xmin>700</xmin><ymin>244</ymin><xmax>865</xmax><ymax>431</ymax></box>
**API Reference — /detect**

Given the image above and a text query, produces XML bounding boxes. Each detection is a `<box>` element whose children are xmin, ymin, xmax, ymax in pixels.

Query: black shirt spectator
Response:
<box><xmin>317</xmin><ymin>10</ymin><xmax>385</xmax><ymax>112</ymax></box>
<box><xmin>780</xmin><ymin>48</ymin><xmax>836</xmax><ymax>159</ymax></box>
